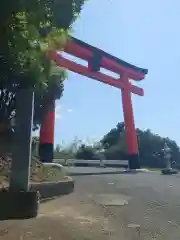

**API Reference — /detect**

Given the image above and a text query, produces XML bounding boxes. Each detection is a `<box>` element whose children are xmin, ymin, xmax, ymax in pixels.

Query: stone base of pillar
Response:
<box><xmin>128</xmin><ymin>154</ymin><xmax>140</xmax><ymax>170</ymax></box>
<box><xmin>39</xmin><ymin>143</ymin><xmax>53</xmax><ymax>163</ymax></box>
<box><xmin>161</xmin><ymin>168</ymin><xmax>178</xmax><ymax>175</ymax></box>
<box><xmin>0</xmin><ymin>190</ymin><xmax>39</xmax><ymax>220</ymax></box>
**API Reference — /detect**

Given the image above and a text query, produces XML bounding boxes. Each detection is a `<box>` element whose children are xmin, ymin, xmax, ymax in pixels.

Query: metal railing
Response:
<box><xmin>53</xmin><ymin>159</ymin><xmax>129</xmax><ymax>167</ymax></box>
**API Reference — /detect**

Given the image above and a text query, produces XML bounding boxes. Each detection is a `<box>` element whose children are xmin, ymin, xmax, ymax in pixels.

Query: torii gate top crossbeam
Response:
<box><xmin>49</xmin><ymin>36</ymin><xmax>148</xmax><ymax>96</ymax></box>
<box><xmin>65</xmin><ymin>37</ymin><xmax>148</xmax><ymax>80</ymax></box>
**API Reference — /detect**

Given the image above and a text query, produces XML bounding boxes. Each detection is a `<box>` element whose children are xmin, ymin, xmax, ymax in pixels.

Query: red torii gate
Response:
<box><xmin>39</xmin><ymin>37</ymin><xmax>148</xmax><ymax>169</ymax></box>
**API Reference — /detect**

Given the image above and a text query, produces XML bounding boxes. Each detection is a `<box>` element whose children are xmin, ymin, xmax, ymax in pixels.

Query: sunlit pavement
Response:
<box><xmin>71</xmin><ymin>173</ymin><xmax>180</xmax><ymax>239</ymax></box>
<box><xmin>39</xmin><ymin>172</ymin><xmax>180</xmax><ymax>239</ymax></box>
<box><xmin>65</xmin><ymin>166</ymin><xmax>122</xmax><ymax>174</ymax></box>
<box><xmin>65</xmin><ymin>166</ymin><xmax>152</xmax><ymax>175</ymax></box>
<box><xmin>1</xmin><ymin>172</ymin><xmax>180</xmax><ymax>239</ymax></box>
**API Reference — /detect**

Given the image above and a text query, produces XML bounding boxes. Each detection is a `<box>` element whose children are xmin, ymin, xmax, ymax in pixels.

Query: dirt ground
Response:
<box><xmin>0</xmin><ymin>193</ymin><xmax>128</xmax><ymax>240</ymax></box>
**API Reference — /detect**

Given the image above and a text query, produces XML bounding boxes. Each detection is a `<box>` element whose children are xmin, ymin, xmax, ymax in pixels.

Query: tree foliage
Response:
<box><xmin>75</xmin><ymin>144</ymin><xmax>97</xmax><ymax>160</ymax></box>
<box><xmin>0</xmin><ymin>0</ymin><xmax>86</xmax><ymax>135</ymax></box>
<box><xmin>101</xmin><ymin>122</ymin><xmax>125</xmax><ymax>149</ymax></box>
<box><xmin>70</xmin><ymin>122</ymin><xmax>180</xmax><ymax>169</ymax></box>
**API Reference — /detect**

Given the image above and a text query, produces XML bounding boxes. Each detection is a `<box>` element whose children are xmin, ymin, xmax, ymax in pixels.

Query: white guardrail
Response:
<box><xmin>53</xmin><ymin>159</ymin><xmax>129</xmax><ymax>167</ymax></box>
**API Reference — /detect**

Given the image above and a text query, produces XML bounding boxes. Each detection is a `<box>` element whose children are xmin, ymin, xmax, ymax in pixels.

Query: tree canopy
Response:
<box><xmin>54</xmin><ymin>122</ymin><xmax>180</xmax><ymax>169</ymax></box>
<box><xmin>0</xmin><ymin>0</ymin><xmax>86</xmax><ymax>155</ymax></box>
<box><xmin>0</xmin><ymin>0</ymin><xmax>86</xmax><ymax>140</ymax></box>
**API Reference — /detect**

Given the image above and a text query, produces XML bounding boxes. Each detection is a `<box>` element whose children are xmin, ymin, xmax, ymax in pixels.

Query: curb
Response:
<box><xmin>0</xmin><ymin>178</ymin><xmax>74</xmax><ymax>220</ymax></box>
<box><xmin>30</xmin><ymin>177</ymin><xmax>74</xmax><ymax>200</ymax></box>
<box><xmin>70</xmin><ymin>171</ymin><xmax>120</xmax><ymax>176</ymax></box>
<box><xmin>70</xmin><ymin>171</ymin><xmax>132</xmax><ymax>176</ymax></box>
<box><xmin>70</xmin><ymin>170</ymin><xmax>151</xmax><ymax>176</ymax></box>
<box><xmin>0</xmin><ymin>177</ymin><xmax>75</xmax><ymax>201</ymax></box>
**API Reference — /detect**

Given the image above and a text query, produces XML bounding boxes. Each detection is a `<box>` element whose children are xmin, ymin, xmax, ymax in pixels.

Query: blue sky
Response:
<box><xmin>54</xmin><ymin>0</ymin><xmax>180</xmax><ymax>146</ymax></box>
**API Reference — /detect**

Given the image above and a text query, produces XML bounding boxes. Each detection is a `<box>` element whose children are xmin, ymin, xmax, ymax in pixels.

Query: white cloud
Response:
<box><xmin>54</xmin><ymin>104</ymin><xmax>73</xmax><ymax>119</ymax></box>
<box><xmin>55</xmin><ymin>104</ymin><xmax>62</xmax><ymax>120</ymax></box>
<box><xmin>67</xmin><ymin>108</ymin><xmax>73</xmax><ymax>113</ymax></box>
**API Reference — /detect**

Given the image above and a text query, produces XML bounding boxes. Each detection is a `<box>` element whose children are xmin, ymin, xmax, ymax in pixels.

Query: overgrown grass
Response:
<box><xmin>32</xmin><ymin>161</ymin><xmax>69</xmax><ymax>182</ymax></box>
<box><xmin>0</xmin><ymin>157</ymin><xmax>69</xmax><ymax>186</ymax></box>
<box><xmin>146</xmin><ymin>168</ymin><xmax>160</xmax><ymax>171</ymax></box>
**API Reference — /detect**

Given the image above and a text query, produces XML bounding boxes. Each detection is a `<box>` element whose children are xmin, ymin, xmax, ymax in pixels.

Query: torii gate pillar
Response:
<box><xmin>39</xmin><ymin>101</ymin><xmax>55</xmax><ymax>163</ymax></box>
<box><xmin>121</xmin><ymin>75</ymin><xmax>139</xmax><ymax>169</ymax></box>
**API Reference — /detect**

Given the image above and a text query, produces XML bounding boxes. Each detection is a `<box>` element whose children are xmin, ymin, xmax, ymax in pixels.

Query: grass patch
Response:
<box><xmin>146</xmin><ymin>168</ymin><xmax>160</xmax><ymax>171</ymax></box>
<box><xmin>32</xmin><ymin>162</ymin><xmax>69</xmax><ymax>182</ymax></box>
<box><xmin>0</xmin><ymin>157</ymin><xmax>69</xmax><ymax>186</ymax></box>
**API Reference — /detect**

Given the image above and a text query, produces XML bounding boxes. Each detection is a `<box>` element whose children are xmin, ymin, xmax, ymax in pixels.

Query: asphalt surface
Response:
<box><xmin>71</xmin><ymin>172</ymin><xmax>180</xmax><ymax>239</ymax></box>
<box><xmin>2</xmin><ymin>171</ymin><xmax>180</xmax><ymax>239</ymax></box>
<box><xmin>65</xmin><ymin>166</ymin><xmax>123</xmax><ymax>174</ymax></box>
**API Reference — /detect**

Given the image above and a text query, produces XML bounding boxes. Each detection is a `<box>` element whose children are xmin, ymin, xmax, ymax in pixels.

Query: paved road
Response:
<box><xmin>72</xmin><ymin>172</ymin><xmax>180</xmax><ymax>239</ymax></box>
<box><xmin>2</xmin><ymin>172</ymin><xmax>180</xmax><ymax>239</ymax></box>
<box><xmin>65</xmin><ymin>166</ymin><xmax>123</xmax><ymax>174</ymax></box>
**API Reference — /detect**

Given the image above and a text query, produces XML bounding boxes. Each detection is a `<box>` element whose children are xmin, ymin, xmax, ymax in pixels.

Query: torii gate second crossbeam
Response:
<box><xmin>39</xmin><ymin>37</ymin><xmax>148</xmax><ymax>169</ymax></box>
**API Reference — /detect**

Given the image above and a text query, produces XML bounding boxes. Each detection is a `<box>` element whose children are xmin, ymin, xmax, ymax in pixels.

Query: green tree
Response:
<box><xmin>100</xmin><ymin>122</ymin><xmax>127</xmax><ymax>160</ymax></box>
<box><xmin>101</xmin><ymin>122</ymin><xmax>125</xmax><ymax>149</ymax></box>
<box><xmin>75</xmin><ymin>144</ymin><xmax>97</xmax><ymax>160</ymax></box>
<box><xmin>100</xmin><ymin>123</ymin><xmax>180</xmax><ymax>168</ymax></box>
<box><xmin>56</xmin><ymin>122</ymin><xmax>180</xmax><ymax>168</ymax></box>
<box><xmin>0</xmin><ymin>0</ymin><xmax>86</xmax><ymax>154</ymax></box>
<box><xmin>55</xmin><ymin>144</ymin><xmax>61</xmax><ymax>153</ymax></box>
